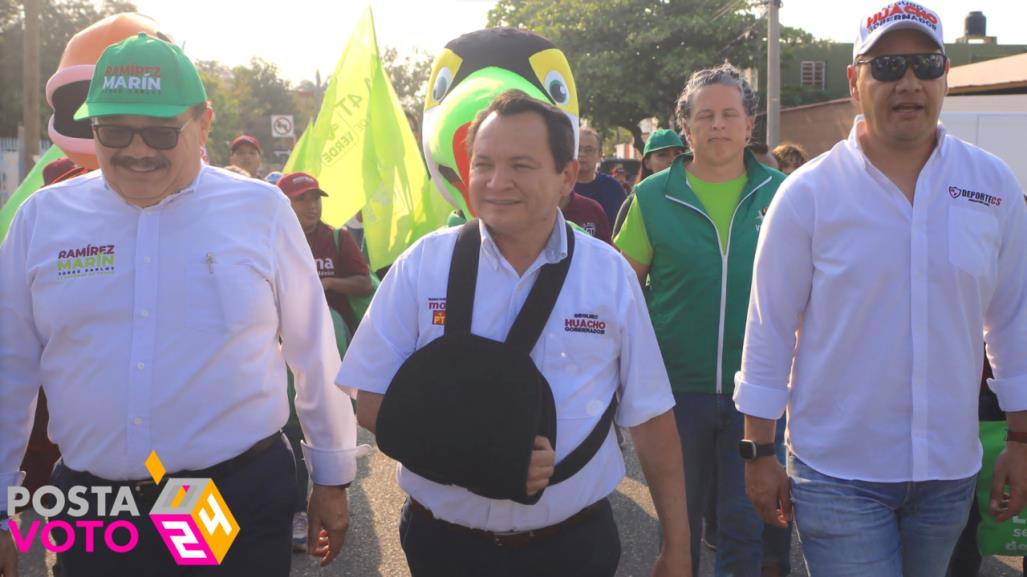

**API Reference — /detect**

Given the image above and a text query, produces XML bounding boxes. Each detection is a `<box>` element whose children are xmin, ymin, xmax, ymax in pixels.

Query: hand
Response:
<box><xmin>307</xmin><ymin>484</ymin><xmax>349</xmax><ymax>567</ymax></box>
<box><xmin>526</xmin><ymin>436</ymin><xmax>555</xmax><ymax>496</ymax></box>
<box><xmin>0</xmin><ymin>529</ymin><xmax>18</xmax><ymax>577</ymax></box>
<box><xmin>320</xmin><ymin>278</ymin><xmax>334</xmax><ymax>292</ymax></box>
<box><xmin>745</xmin><ymin>457</ymin><xmax>791</xmax><ymax>528</ymax></box>
<box><xmin>651</xmin><ymin>545</ymin><xmax>691</xmax><ymax>577</ymax></box>
<box><xmin>990</xmin><ymin>443</ymin><xmax>1027</xmax><ymax>522</ymax></box>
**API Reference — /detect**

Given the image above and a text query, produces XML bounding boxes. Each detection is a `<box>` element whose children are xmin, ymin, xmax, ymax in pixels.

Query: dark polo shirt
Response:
<box><xmin>305</xmin><ymin>222</ymin><xmax>369</xmax><ymax>334</ymax></box>
<box><xmin>562</xmin><ymin>192</ymin><xmax>612</xmax><ymax>244</ymax></box>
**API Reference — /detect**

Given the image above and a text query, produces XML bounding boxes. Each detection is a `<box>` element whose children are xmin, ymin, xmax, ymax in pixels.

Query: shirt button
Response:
<box><xmin>143</xmin><ymin>256</ymin><xmax>151</xmax><ymax>264</ymax></box>
<box><xmin>133</xmin><ymin>417</ymin><xmax>142</xmax><ymax>426</ymax></box>
<box><xmin>137</xmin><ymin>362</ymin><xmax>145</xmax><ymax>370</ymax></box>
<box><xmin>140</xmin><ymin>309</ymin><xmax>150</xmax><ymax>318</ymax></box>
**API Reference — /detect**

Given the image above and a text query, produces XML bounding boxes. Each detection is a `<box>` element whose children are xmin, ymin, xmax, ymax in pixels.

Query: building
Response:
<box><xmin>777</xmin><ymin>11</ymin><xmax>1026</xmax><ymax>104</ymax></box>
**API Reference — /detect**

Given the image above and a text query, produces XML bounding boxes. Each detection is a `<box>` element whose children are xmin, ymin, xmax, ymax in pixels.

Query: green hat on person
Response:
<box><xmin>643</xmin><ymin>129</ymin><xmax>685</xmax><ymax>156</ymax></box>
<box><xmin>74</xmin><ymin>32</ymin><xmax>207</xmax><ymax>121</ymax></box>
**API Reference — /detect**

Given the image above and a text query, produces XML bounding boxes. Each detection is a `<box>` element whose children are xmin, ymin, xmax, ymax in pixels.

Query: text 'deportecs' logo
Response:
<box><xmin>948</xmin><ymin>185</ymin><xmax>1002</xmax><ymax>207</ymax></box>
<box><xmin>146</xmin><ymin>452</ymin><xmax>239</xmax><ymax>565</ymax></box>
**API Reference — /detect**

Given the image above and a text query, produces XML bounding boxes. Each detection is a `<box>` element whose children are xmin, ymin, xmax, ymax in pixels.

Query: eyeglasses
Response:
<box><xmin>578</xmin><ymin>146</ymin><xmax>598</xmax><ymax>155</ymax></box>
<box><xmin>92</xmin><ymin>117</ymin><xmax>192</xmax><ymax>150</ymax></box>
<box><xmin>854</xmin><ymin>53</ymin><xmax>947</xmax><ymax>82</ymax></box>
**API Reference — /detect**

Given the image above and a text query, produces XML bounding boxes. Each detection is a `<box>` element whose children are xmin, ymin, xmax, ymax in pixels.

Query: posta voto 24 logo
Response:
<box><xmin>5</xmin><ymin>452</ymin><xmax>239</xmax><ymax>565</ymax></box>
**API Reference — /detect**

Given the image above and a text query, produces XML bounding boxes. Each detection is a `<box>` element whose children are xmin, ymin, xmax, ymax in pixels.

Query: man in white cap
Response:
<box><xmin>734</xmin><ymin>2</ymin><xmax>1027</xmax><ymax>576</ymax></box>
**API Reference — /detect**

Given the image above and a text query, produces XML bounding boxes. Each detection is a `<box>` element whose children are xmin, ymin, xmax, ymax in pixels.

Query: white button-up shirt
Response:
<box><xmin>338</xmin><ymin>214</ymin><xmax>674</xmax><ymax>531</ymax></box>
<box><xmin>734</xmin><ymin>119</ymin><xmax>1027</xmax><ymax>482</ymax></box>
<box><xmin>0</xmin><ymin>166</ymin><xmax>360</xmax><ymax>511</ymax></box>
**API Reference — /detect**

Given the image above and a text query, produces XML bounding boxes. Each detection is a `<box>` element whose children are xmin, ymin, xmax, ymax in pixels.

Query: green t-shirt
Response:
<box><xmin>614</xmin><ymin>197</ymin><xmax>653</xmax><ymax>264</ymax></box>
<box><xmin>688</xmin><ymin>171</ymin><xmax>747</xmax><ymax>253</ymax></box>
<box><xmin>614</xmin><ymin>170</ymin><xmax>747</xmax><ymax>261</ymax></box>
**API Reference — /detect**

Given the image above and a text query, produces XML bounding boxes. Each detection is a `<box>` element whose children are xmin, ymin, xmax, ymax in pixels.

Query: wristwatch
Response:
<box><xmin>0</xmin><ymin>511</ymin><xmax>11</xmax><ymax>533</ymax></box>
<box><xmin>738</xmin><ymin>440</ymin><xmax>776</xmax><ymax>461</ymax></box>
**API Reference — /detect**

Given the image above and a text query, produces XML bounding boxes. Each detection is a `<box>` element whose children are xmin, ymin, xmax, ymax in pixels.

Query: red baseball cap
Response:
<box><xmin>230</xmin><ymin>134</ymin><xmax>262</xmax><ymax>153</ymax></box>
<box><xmin>277</xmin><ymin>172</ymin><xmax>328</xmax><ymax>198</ymax></box>
<box><xmin>43</xmin><ymin>157</ymin><xmax>89</xmax><ymax>186</ymax></box>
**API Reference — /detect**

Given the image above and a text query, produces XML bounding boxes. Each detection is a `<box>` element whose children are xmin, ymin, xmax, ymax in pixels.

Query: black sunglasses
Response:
<box><xmin>91</xmin><ymin>117</ymin><xmax>193</xmax><ymax>150</ymax></box>
<box><xmin>854</xmin><ymin>53</ymin><xmax>947</xmax><ymax>82</ymax></box>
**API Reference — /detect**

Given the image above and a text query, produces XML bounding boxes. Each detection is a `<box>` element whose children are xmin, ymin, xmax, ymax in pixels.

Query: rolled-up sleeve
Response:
<box><xmin>734</xmin><ymin>188</ymin><xmax>813</xmax><ymax>420</ymax></box>
<box><xmin>985</xmin><ymin>180</ymin><xmax>1027</xmax><ymax>412</ymax></box>
<box><xmin>272</xmin><ymin>200</ymin><xmax>361</xmax><ymax>486</ymax></box>
<box><xmin>0</xmin><ymin>204</ymin><xmax>42</xmax><ymax>511</ymax></box>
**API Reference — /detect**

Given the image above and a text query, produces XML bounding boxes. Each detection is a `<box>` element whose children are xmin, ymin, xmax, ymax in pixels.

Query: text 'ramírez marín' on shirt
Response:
<box><xmin>56</xmin><ymin>244</ymin><xmax>117</xmax><ymax>279</ymax></box>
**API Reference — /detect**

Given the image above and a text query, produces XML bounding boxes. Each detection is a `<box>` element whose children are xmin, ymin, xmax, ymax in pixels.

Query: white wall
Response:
<box><xmin>941</xmin><ymin>111</ymin><xmax>1027</xmax><ymax>192</ymax></box>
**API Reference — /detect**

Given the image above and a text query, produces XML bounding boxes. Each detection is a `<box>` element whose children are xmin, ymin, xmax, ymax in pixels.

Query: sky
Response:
<box><xmin>129</xmin><ymin>0</ymin><xmax>1027</xmax><ymax>85</ymax></box>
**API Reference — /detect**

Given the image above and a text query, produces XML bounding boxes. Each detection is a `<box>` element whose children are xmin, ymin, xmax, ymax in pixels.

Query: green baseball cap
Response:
<box><xmin>643</xmin><ymin>129</ymin><xmax>685</xmax><ymax>156</ymax></box>
<box><xmin>74</xmin><ymin>33</ymin><xmax>207</xmax><ymax>121</ymax></box>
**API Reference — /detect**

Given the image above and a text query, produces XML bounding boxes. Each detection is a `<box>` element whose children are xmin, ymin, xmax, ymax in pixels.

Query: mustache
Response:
<box><xmin>111</xmin><ymin>155</ymin><xmax>170</xmax><ymax>171</ymax></box>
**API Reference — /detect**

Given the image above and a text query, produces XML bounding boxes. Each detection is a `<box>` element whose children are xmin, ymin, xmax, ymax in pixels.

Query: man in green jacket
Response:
<box><xmin>615</xmin><ymin>64</ymin><xmax>785</xmax><ymax>577</ymax></box>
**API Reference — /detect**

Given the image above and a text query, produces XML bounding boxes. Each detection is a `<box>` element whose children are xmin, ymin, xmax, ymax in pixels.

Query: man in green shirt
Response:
<box><xmin>615</xmin><ymin>64</ymin><xmax>785</xmax><ymax>577</ymax></box>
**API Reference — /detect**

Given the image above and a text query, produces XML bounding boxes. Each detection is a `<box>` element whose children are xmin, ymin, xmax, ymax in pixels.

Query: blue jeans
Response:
<box><xmin>789</xmin><ymin>454</ymin><xmax>976</xmax><ymax>577</ymax></box>
<box><xmin>674</xmin><ymin>392</ymin><xmax>763</xmax><ymax>577</ymax></box>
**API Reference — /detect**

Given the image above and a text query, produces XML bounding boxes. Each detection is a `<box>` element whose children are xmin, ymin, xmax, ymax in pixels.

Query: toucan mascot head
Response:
<box><xmin>45</xmin><ymin>13</ymin><xmax>172</xmax><ymax>170</ymax></box>
<box><xmin>422</xmin><ymin>28</ymin><xmax>580</xmax><ymax>217</ymax></box>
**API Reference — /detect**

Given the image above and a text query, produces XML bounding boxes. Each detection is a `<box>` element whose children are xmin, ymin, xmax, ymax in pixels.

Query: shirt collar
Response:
<box><xmin>478</xmin><ymin>211</ymin><xmax>569</xmax><ymax>273</ymax></box>
<box><xmin>102</xmin><ymin>163</ymin><xmax>205</xmax><ymax>209</ymax></box>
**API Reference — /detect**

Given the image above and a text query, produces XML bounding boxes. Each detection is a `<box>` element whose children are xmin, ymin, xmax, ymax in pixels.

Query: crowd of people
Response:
<box><xmin>1</xmin><ymin>2</ymin><xmax>1026</xmax><ymax>577</ymax></box>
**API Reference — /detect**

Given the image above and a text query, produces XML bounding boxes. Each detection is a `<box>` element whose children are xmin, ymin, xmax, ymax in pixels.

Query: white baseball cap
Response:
<box><xmin>854</xmin><ymin>1</ymin><xmax>945</xmax><ymax>60</ymax></box>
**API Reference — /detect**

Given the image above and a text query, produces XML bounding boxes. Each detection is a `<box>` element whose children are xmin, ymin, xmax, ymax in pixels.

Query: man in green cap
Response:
<box><xmin>612</xmin><ymin>128</ymin><xmax>685</xmax><ymax>237</ymax></box>
<box><xmin>0</xmin><ymin>33</ymin><xmax>360</xmax><ymax>576</ymax></box>
<box><xmin>615</xmin><ymin>64</ymin><xmax>785</xmax><ymax>577</ymax></box>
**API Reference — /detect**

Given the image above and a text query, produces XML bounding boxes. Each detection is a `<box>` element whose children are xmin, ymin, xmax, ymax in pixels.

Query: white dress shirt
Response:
<box><xmin>734</xmin><ymin>118</ymin><xmax>1027</xmax><ymax>483</ymax></box>
<box><xmin>0</xmin><ymin>166</ymin><xmax>360</xmax><ymax>511</ymax></box>
<box><xmin>338</xmin><ymin>213</ymin><xmax>675</xmax><ymax>531</ymax></box>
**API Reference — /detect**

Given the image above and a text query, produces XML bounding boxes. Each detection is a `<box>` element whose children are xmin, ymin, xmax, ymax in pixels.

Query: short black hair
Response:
<box><xmin>466</xmin><ymin>89</ymin><xmax>575</xmax><ymax>172</ymax></box>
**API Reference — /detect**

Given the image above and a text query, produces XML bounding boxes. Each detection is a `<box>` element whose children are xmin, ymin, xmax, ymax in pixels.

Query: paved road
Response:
<box><xmin>17</xmin><ymin>428</ymin><xmax>1025</xmax><ymax>576</ymax></box>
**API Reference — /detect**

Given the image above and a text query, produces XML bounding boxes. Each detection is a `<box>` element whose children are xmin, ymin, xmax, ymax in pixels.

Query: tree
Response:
<box><xmin>0</xmin><ymin>0</ymin><xmax>137</xmax><ymax>137</ymax></box>
<box><xmin>487</xmin><ymin>0</ymin><xmax>821</xmax><ymax>152</ymax></box>
<box><xmin>194</xmin><ymin>58</ymin><xmax>310</xmax><ymax>168</ymax></box>
<box><xmin>382</xmin><ymin>46</ymin><xmax>433</xmax><ymax>114</ymax></box>
<box><xmin>196</xmin><ymin>60</ymin><xmax>240</xmax><ymax>167</ymax></box>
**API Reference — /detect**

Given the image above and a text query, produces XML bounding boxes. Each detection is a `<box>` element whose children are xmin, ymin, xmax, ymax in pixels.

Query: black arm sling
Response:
<box><xmin>375</xmin><ymin>220</ymin><xmax>618</xmax><ymax>505</ymax></box>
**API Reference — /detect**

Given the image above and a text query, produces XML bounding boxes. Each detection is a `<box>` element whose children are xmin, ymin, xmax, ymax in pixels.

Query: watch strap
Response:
<box><xmin>739</xmin><ymin>440</ymin><xmax>776</xmax><ymax>460</ymax></box>
<box><xmin>1006</xmin><ymin>430</ymin><xmax>1027</xmax><ymax>444</ymax></box>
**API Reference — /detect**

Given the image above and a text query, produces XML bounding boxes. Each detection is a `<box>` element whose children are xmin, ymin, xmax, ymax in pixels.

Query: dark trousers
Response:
<box><xmin>51</xmin><ymin>434</ymin><xmax>297</xmax><ymax>577</ymax></box>
<box><xmin>399</xmin><ymin>498</ymin><xmax>621</xmax><ymax>577</ymax></box>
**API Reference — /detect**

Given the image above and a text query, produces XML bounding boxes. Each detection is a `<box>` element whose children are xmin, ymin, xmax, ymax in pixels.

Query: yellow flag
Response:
<box><xmin>307</xmin><ymin>6</ymin><xmax>449</xmax><ymax>269</ymax></box>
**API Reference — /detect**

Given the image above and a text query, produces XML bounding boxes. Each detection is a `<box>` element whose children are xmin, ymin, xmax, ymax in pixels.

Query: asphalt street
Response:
<box><xmin>16</xmin><ymin>427</ymin><xmax>1025</xmax><ymax>576</ymax></box>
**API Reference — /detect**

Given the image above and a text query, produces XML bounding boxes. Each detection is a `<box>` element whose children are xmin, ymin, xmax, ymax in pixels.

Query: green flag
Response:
<box><xmin>0</xmin><ymin>145</ymin><xmax>68</xmax><ymax>243</ymax></box>
<box><xmin>309</xmin><ymin>6</ymin><xmax>449</xmax><ymax>270</ymax></box>
<box><xmin>283</xmin><ymin>119</ymin><xmax>317</xmax><ymax>174</ymax></box>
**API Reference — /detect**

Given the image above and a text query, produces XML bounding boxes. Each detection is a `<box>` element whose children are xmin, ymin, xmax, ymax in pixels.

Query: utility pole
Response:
<box><xmin>21</xmin><ymin>0</ymin><xmax>41</xmax><ymax>180</ymax></box>
<box><xmin>766</xmin><ymin>0</ymin><xmax>781</xmax><ymax>147</ymax></box>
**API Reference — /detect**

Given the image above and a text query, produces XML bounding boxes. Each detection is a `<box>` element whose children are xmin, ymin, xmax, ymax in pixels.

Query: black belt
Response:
<box><xmin>60</xmin><ymin>432</ymin><xmax>282</xmax><ymax>504</ymax></box>
<box><xmin>409</xmin><ymin>497</ymin><xmax>606</xmax><ymax>548</ymax></box>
